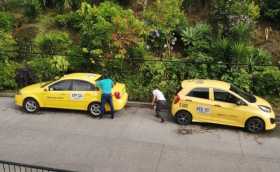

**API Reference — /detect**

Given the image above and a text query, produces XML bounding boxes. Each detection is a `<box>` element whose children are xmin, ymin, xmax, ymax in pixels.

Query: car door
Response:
<box><xmin>44</xmin><ymin>80</ymin><xmax>73</xmax><ymax>109</ymax></box>
<box><xmin>184</xmin><ymin>87</ymin><xmax>215</xmax><ymax>123</ymax></box>
<box><xmin>211</xmin><ymin>88</ymin><xmax>247</xmax><ymax>126</ymax></box>
<box><xmin>69</xmin><ymin>80</ymin><xmax>100</xmax><ymax>110</ymax></box>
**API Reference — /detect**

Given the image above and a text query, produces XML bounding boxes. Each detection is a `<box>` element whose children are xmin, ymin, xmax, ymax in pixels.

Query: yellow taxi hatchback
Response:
<box><xmin>15</xmin><ymin>73</ymin><xmax>128</xmax><ymax>118</ymax></box>
<box><xmin>171</xmin><ymin>80</ymin><xmax>276</xmax><ymax>133</ymax></box>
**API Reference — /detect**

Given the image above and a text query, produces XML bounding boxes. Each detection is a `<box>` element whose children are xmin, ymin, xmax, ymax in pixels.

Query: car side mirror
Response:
<box><xmin>44</xmin><ymin>88</ymin><xmax>48</xmax><ymax>92</ymax></box>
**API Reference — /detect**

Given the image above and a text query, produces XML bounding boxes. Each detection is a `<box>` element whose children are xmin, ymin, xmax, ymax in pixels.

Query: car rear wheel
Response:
<box><xmin>23</xmin><ymin>98</ymin><xmax>39</xmax><ymax>113</ymax></box>
<box><xmin>245</xmin><ymin>118</ymin><xmax>265</xmax><ymax>133</ymax></box>
<box><xmin>176</xmin><ymin>111</ymin><xmax>192</xmax><ymax>125</ymax></box>
<box><xmin>88</xmin><ymin>103</ymin><xmax>102</xmax><ymax>118</ymax></box>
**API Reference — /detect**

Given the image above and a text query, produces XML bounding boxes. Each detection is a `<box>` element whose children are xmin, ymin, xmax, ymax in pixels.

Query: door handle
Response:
<box><xmin>214</xmin><ymin>104</ymin><xmax>222</xmax><ymax>107</ymax></box>
<box><xmin>185</xmin><ymin>99</ymin><xmax>192</xmax><ymax>102</ymax></box>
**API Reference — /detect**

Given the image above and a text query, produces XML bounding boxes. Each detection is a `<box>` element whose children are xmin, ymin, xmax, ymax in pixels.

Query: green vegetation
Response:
<box><xmin>0</xmin><ymin>0</ymin><xmax>279</xmax><ymax>105</ymax></box>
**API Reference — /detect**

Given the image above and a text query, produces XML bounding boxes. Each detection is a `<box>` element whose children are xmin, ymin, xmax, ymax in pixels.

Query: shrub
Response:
<box><xmin>78</xmin><ymin>2</ymin><xmax>144</xmax><ymax>59</ymax></box>
<box><xmin>0</xmin><ymin>31</ymin><xmax>17</xmax><ymax>61</ymax></box>
<box><xmin>24</xmin><ymin>0</ymin><xmax>42</xmax><ymax>20</ymax></box>
<box><xmin>15</xmin><ymin>67</ymin><xmax>37</xmax><ymax>88</ymax></box>
<box><xmin>221</xmin><ymin>69</ymin><xmax>252</xmax><ymax>92</ymax></box>
<box><xmin>34</xmin><ymin>31</ymin><xmax>72</xmax><ymax>54</ymax></box>
<box><xmin>0</xmin><ymin>12</ymin><xmax>15</xmax><ymax>32</ymax></box>
<box><xmin>0</xmin><ymin>60</ymin><xmax>18</xmax><ymax>90</ymax></box>
<box><xmin>54</xmin><ymin>12</ymin><xmax>82</xmax><ymax>31</ymax></box>
<box><xmin>181</xmin><ymin>23</ymin><xmax>211</xmax><ymax>55</ymax></box>
<box><xmin>252</xmin><ymin>67</ymin><xmax>280</xmax><ymax>96</ymax></box>
<box><xmin>28</xmin><ymin>56</ymin><xmax>69</xmax><ymax>81</ymax></box>
<box><xmin>211</xmin><ymin>0</ymin><xmax>259</xmax><ymax>40</ymax></box>
<box><xmin>260</xmin><ymin>0</ymin><xmax>280</xmax><ymax>23</ymax></box>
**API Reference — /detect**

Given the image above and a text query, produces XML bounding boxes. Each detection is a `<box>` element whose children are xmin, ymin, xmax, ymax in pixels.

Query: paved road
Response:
<box><xmin>0</xmin><ymin>97</ymin><xmax>280</xmax><ymax>172</ymax></box>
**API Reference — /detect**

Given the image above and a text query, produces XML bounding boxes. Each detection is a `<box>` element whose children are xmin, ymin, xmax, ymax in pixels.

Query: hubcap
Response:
<box><xmin>248</xmin><ymin>120</ymin><xmax>262</xmax><ymax>132</ymax></box>
<box><xmin>178</xmin><ymin>114</ymin><xmax>188</xmax><ymax>124</ymax></box>
<box><xmin>25</xmin><ymin>100</ymin><xmax>37</xmax><ymax>112</ymax></box>
<box><xmin>90</xmin><ymin>104</ymin><xmax>101</xmax><ymax>116</ymax></box>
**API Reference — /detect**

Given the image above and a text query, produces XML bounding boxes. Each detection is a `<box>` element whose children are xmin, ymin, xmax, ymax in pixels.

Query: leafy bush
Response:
<box><xmin>0</xmin><ymin>60</ymin><xmax>18</xmax><ymax>90</ymax></box>
<box><xmin>144</xmin><ymin>0</ymin><xmax>187</xmax><ymax>57</ymax></box>
<box><xmin>253</xmin><ymin>67</ymin><xmax>280</xmax><ymax>96</ymax></box>
<box><xmin>34</xmin><ymin>31</ymin><xmax>72</xmax><ymax>54</ymax></box>
<box><xmin>54</xmin><ymin>12</ymin><xmax>82</xmax><ymax>30</ymax></box>
<box><xmin>28</xmin><ymin>56</ymin><xmax>70</xmax><ymax>81</ymax></box>
<box><xmin>181</xmin><ymin>23</ymin><xmax>211</xmax><ymax>55</ymax></box>
<box><xmin>211</xmin><ymin>0</ymin><xmax>259</xmax><ymax>40</ymax></box>
<box><xmin>0</xmin><ymin>12</ymin><xmax>15</xmax><ymax>32</ymax></box>
<box><xmin>260</xmin><ymin>0</ymin><xmax>280</xmax><ymax>23</ymax></box>
<box><xmin>0</xmin><ymin>31</ymin><xmax>17</xmax><ymax>61</ymax></box>
<box><xmin>24</xmin><ymin>0</ymin><xmax>42</xmax><ymax>20</ymax></box>
<box><xmin>15</xmin><ymin>67</ymin><xmax>37</xmax><ymax>88</ymax></box>
<box><xmin>221</xmin><ymin>69</ymin><xmax>252</xmax><ymax>92</ymax></box>
<box><xmin>78</xmin><ymin>2</ymin><xmax>144</xmax><ymax>59</ymax></box>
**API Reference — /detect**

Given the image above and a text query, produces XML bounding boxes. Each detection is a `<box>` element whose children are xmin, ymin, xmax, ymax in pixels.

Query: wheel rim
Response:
<box><xmin>25</xmin><ymin>100</ymin><xmax>37</xmax><ymax>112</ymax></box>
<box><xmin>177</xmin><ymin>113</ymin><xmax>188</xmax><ymax>124</ymax></box>
<box><xmin>248</xmin><ymin>120</ymin><xmax>263</xmax><ymax>132</ymax></box>
<box><xmin>90</xmin><ymin>104</ymin><xmax>101</xmax><ymax>116</ymax></box>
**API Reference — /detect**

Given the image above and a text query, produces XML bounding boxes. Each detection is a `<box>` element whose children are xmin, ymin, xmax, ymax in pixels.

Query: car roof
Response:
<box><xmin>181</xmin><ymin>80</ymin><xmax>231</xmax><ymax>90</ymax></box>
<box><xmin>61</xmin><ymin>73</ymin><xmax>102</xmax><ymax>82</ymax></box>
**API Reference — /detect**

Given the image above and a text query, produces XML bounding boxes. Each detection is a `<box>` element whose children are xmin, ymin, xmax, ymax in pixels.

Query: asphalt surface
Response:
<box><xmin>0</xmin><ymin>97</ymin><xmax>280</xmax><ymax>172</ymax></box>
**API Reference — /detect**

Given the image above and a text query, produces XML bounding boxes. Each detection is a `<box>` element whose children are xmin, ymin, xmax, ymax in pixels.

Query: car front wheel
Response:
<box><xmin>88</xmin><ymin>103</ymin><xmax>102</xmax><ymax>118</ymax></box>
<box><xmin>245</xmin><ymin>118</ymin><xmax>265</xmax><ymax>133</ymax></box>
<box><xmin>175</xmin><ymin>111</ymin><xmax>192</xmax><ymax>125</ymax></box>
<box><xmin>23</xmin><ymin>98</ymin><xmax>39</xmax><ymax>113</ymax></box>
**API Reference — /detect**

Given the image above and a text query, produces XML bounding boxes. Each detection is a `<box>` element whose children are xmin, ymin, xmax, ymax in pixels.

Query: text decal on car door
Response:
<box><xmin>196</xmin><ymin>105</ymin><xmax>211</xmax><ymax>114</ymax></box>
<box><xmin>70</xmin><ymin>92</ymin><xmax>84</xmax><ymax>101</ymax></box>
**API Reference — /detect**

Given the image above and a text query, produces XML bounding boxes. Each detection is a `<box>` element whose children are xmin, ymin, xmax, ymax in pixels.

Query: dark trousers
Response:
<box><xmin>100</xmin><ymin>93</ymin><xmax>114</xmax><ymax>118</ymax></box>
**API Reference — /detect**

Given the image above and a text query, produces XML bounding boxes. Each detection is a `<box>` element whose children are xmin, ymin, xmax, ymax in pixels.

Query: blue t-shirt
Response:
<box><xmin>96</xmin><ymin>79</ymin><xmax>114</xmax><ymax>94</ymax></box>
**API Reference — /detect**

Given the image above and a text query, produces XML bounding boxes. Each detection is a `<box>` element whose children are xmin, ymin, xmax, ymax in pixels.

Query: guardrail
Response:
<box><xmin>0</xmin><ymin>160</ymin><xmax>76</xmax><ymax>172</ymax></box>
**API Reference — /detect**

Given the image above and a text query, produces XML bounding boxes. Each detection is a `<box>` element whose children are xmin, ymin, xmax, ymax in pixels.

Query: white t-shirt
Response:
<box><xmin>152</xmin><ymin>89</ymin><xmax>166</xmax><ymax>101</ymax></box>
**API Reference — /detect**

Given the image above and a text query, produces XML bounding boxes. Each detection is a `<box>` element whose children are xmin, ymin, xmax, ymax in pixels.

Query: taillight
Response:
<box><xmin>174</xmin><ymin>95</ymin><xmax>180</xmax><ymax>104</ymax></box>
<box><xmin>114</xmin><ymin>92</ymin><xmax>121</xmax><ymax>99</ymax></box>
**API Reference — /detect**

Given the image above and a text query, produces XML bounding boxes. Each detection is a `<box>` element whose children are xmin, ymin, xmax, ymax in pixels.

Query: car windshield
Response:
<box><xmin>230</xmin><ymin>85</ymin><xmax>256</xmax><ymax>103</ymax></box>
<box><xmin>40</xmin><ymin>80</ymin><xmax>55</xmax><ymax>88</ymax></box>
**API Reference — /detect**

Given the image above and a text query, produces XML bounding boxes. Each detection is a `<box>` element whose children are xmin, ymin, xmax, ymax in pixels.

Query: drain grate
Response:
<box><xmin>177</xmin><ymin>128</ymin><xmax>193</xmax><ymax>135</ymax></box>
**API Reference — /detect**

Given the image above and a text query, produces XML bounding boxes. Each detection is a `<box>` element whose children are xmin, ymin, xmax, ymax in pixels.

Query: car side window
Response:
<box><xmin>214</xmin><ymin>89</ymin><xmax>239</xmax><ymax>104</ymax></box>
<box><xmin>72</xmin><ymin>80</ymin><xmax>97</xmax><ymax>91</ymax></box>
<box><xmin>187</xmin><ymin>87</ymin><xmax>209</xmax><ymax>99</ymax></box>
<box><xmin>49</xmin><ymin>80</ymin><xmax>72</xmax><ymax>91</ymax></box>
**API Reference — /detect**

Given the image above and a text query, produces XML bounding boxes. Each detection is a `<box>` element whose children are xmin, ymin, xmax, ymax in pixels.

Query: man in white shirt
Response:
<box><xmin>152</xmin><ymin>89</ymin><xmax>167</xmax><ymax>123</ymax></box>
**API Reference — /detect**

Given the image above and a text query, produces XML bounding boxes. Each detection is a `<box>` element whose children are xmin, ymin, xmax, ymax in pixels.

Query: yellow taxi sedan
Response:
<box><xmin>171</xmin><ymin>80</ymin><xmax>276</xmax><ymax>133</ymax></box>
<box><xmin>15</xmin><ymin>73</ymin><xmax>128</xmax><ymax>117</ymax></box>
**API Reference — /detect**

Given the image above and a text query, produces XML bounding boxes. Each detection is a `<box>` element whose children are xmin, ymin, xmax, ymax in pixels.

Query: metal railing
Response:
<box><xmin>0</xmin><ymin>160</ymin><xmax>76</xmax><ymax>172</ymax></box>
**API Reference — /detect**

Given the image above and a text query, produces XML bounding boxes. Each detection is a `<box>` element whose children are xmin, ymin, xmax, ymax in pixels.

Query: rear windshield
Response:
<box><xmin>230</xmin><ymin>85</ymin><xmax>256</xmax><ymax>103</ymax></box>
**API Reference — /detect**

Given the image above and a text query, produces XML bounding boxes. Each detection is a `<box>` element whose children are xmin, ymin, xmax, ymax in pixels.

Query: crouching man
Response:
<box><xmin>152</xmin><ymin>89</ymin><xmax>168</xmax><ymax>123</ymax></box>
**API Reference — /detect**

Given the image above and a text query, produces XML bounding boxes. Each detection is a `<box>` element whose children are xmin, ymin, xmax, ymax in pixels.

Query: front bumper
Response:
<box><xmin>15</xmin><ymin>94</ymin><xmax>24</xmax><ymax>107</ymax></box>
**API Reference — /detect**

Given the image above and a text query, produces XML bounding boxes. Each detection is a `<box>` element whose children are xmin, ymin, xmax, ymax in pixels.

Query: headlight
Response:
<box><xmin>258</xmin><ymin>105</ymin><xmax>271</xmax><ymax>113</ymax></box>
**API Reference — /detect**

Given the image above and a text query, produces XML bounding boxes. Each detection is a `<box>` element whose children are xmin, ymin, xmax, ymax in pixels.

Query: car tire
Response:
<box><xmin>175</xmin><ymin>111</ymin><xmax>192</xmax><ymax>125</ymax></box>
<box><xmin>245</xmin><ymin>118</ymin><xmax>265</xmax><ymax>133</ymax></box>
<box><xmin>23</xmin><ymin>98</ymin><xmax>40</xmax><ymax>113</ymax></box>
<box><xmin>88</xmin><ymin>103</ymin><xmax>102</xmax><ymax>118</ymax></box>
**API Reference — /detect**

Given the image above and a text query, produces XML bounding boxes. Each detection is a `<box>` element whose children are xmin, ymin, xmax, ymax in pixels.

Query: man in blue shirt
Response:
<box><xmin>96</xmin><ymin>75</ymin><xmax>114</xmax><ymax>119</ymax></box>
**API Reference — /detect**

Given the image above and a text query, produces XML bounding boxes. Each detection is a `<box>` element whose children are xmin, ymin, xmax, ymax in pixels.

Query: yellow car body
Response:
<box><xmin>15</xmin><ymin>73</ymin><xmax>128</xmax><ymax>116</ymax></box>
<box><xmin>171</xmin><ymin>80</ymin><xmax>276</xmax><ymax>132</ymax></box>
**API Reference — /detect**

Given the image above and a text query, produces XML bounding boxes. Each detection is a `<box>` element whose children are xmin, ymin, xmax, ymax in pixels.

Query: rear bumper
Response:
<box><xmin>105</xmin><ymin>93</ymin><xmax>128</xmax><ymax>111</ymax></box>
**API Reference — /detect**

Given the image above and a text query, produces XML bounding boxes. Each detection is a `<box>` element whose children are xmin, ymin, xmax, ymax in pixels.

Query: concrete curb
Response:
<box><xmin>0</xmin><ymin>91</ymin><xmax>15</xmax><ymax>97</ymax></box>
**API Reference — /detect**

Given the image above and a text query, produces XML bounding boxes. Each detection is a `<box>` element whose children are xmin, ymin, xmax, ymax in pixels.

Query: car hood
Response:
<box><xmin>21</xmin><ymin>83</ymin><xmax>44</xmax><ymax>93</ymax></box>
<box><xmin>255</xmin><ymin>96</ymin><xmax>272</xmax><ymax>108</ymax></box>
